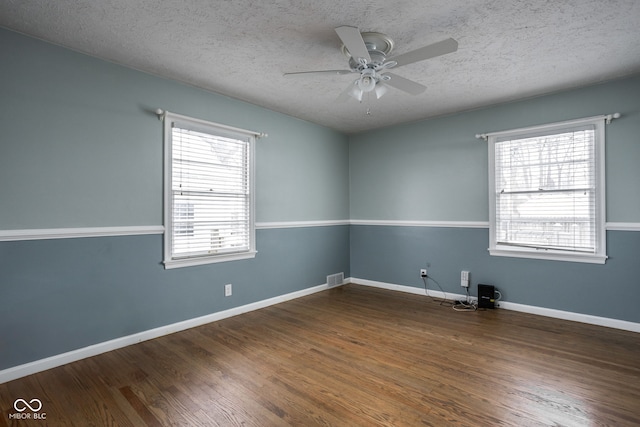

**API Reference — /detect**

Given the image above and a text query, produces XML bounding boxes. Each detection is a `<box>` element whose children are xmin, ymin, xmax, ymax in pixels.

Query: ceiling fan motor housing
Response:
<box><xmin>320</xmin><ymin>26</ymin><xmax>454</xmax><ymax>101</ymax></box>
<box><xmin>343</xmin><ymin>32</ymin><xmax>395</xmax><ymax>69</ymax></box>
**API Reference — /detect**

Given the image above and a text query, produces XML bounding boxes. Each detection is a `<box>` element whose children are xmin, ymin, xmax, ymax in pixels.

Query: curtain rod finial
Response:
<box><xmin>605</xmin><ymin>112</ymin><xmax>621</xmax><ymax>124</ymax></box>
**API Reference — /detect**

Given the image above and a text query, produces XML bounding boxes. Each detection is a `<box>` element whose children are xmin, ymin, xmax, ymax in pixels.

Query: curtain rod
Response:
<box><xmin>155</xmin><ymin>109</ymin><xmax>268</xmax><ymax>138</ymax></box>
<box><xmin>475</xmin><ymin>112</ymin><xmax>620</xmax><ymax>141</ymax></box>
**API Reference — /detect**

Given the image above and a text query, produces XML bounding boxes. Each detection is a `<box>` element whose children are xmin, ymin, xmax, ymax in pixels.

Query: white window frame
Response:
<box><xmin>488</xmin><ymin>116</ymin><xmax>607</xmax><ymax>264</ymax></box>
<box><xmin>162</xmin><ymin>111</ymin><xmax>256</xmax><ymax>269</ymax></box>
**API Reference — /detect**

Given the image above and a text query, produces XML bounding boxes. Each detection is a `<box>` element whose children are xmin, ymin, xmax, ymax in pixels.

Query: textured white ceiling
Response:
<box><xmin>2</xmin><ymin>0</ymin><xmax>639</xmax><ymax>133</ymax></box>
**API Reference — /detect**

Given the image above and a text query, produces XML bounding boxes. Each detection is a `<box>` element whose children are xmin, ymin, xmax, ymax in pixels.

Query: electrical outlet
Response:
<box><xmin>461</xmin><ymin>271</ymin><xmax>470</xmax><ymax>288</ymax></box>
<box><xmin>225</xmin><ymin>284</ymin><xmax>232</xmax><ymax>297</ymax></box>
<box><xmin>420</xmin><ymin>269</ymin><xmax>427</xmax><ymax>278</ymax></box>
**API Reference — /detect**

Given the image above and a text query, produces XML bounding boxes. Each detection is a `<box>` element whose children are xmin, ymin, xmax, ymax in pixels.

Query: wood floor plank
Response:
<box><xmin>1</xmin><ymin>284</ymin><xmax>639</xmax><ymax>426</ymax></box>
<box><xmin>119</xmin><ymin>385</ymin><xmax>162</xmax><ymax>427</ymax></box>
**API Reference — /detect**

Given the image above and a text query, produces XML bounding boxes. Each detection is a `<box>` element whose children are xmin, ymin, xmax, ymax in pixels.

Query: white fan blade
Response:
<box><xmin>388</xmin><ymin>38</ymin><xmax>458</xmax><ymax>68</ymax></box>
<box><xmin>383</xmin><ymin>73</ymin><xmax>427</xmax><ymax>95</ymax></box>
<box><xmin>283</xmin><ymin>69</ymin><xmax>353</xmax><ymax>76</ymax></box>
<box><xmin>335</xmin><ymin>26</ymin><xmax>371</xmax><ymax>63</ymax></box>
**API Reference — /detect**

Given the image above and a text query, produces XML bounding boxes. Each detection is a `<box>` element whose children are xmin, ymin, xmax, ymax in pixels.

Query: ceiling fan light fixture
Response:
<box><xmin>287</xmin><ymin>26</ymin><xmax>459</xmax><ymax>104</ymax></box>
<box><xmin>357</xmin><ymin>75</ymin><xmax>376</xmax><ymax>92</ymax></box>
<box><xmin>357</xmin><ymin>68</ymin><xmax>377</xmax><ymax>92</ymax></box>
<box><xmin>374</xmin><ymin>83</ymin><xmax>388</xmax><ymax>99</ymax></box>
<box><xmin>348</xmin><ymin>81</ymin><xmax>364</xmax><ymax>101</ymax></box>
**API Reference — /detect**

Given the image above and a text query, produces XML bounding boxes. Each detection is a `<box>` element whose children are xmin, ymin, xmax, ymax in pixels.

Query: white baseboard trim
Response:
<box><xmin>349</xmin><ymin>277</ymin><xmax>640</xmax><ymax>334</ymax></box>
<box><xmin>348</xmin><ymin>277</ymin><xmax>470</xmax><ymax>302</ymax></box>
<box><xmin>498</xmin><ymin>301</ymin><xmax>640</xmax><ymax>333</ymax></box>
<box><xmin>0</xmin><ymin>283</ymin><xmax>331</xmax><ymax>384</ymax></box>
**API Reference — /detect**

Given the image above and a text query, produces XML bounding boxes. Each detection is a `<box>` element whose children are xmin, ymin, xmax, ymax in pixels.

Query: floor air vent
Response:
<box><xmin>327</xmin><ymin>272</ymin><xmax>344</xmax><ymax>288</ymax></box>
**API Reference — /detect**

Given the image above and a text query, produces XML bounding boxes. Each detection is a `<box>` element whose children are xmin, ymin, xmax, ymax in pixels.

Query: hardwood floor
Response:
<box><xmin>1</xmin><ymin>284</ymin><xmax>640</xmax><ymax>426</ymax></box>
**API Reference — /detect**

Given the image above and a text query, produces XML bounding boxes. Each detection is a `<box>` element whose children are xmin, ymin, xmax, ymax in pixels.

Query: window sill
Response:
<box><xmin>164</xmin><ymin>250</ymin><xmax>257</xmax><ymax>269</ymax></box>
<box><xmin>489</xmin><ymin>247</ymin><xmax>607</xmax><ymax>264</ymax></box>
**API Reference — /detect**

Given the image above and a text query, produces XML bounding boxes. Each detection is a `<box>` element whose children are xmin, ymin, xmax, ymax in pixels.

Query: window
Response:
<box><xmin>174</xmin><ymin>203</ymin><xmax>194</xmax><ymax>236</ymax></box>
<box><xmin>163</xmin><ymin>112</ymin><xmax>256</xmax><ymax>268</ymax></box>
<box><xmin>488</xmin><ymin>116</ymin><xmax>606</xmax><ymax>264</ymax></box>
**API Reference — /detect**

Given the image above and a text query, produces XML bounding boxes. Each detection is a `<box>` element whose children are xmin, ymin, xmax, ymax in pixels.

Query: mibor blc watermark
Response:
<box><xmin>8</xmin><ymin>398</ymin><xmax>46</xmax><ymax>420</ymax></box>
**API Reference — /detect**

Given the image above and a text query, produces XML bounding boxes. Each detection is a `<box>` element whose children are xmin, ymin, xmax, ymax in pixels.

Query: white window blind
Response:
<box><xmin>488</xmin><ymin>117</ymin><xmax>607</xmax><ymax>264</ymax></box>
<box><xmin>163</xmin><ymin>113</ymin><xmax>256</xmax><ymax>268</ymax></box>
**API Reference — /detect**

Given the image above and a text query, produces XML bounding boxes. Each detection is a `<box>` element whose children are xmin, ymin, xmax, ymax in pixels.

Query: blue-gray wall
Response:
<box><xmin>350</xmin><ymin>76</ymin><xmax>640</xmax><ymax>222</ymax></box>
<box><xmin>1</xmin><ymin>228</ymin><xmax>350</xmax><ymax>369</ymax></box>
<box><xmin>350</xmin><ymin>226</ymin><xmax>639</xmax><ymax>322</ymax></box>
<box><xmin>0</xmin><ymin>28</ymin><xmax>350</xmax><ymax>370</ymax></box>
<box><xmin>0</xmin><ymin>28</ymin><xmax>350</xmax><ymax>228</ymax></box>
<box><xmin>350</xmin><ymin>74</ymin><xmax>640</xmax><ymax>323</ymax></box>
<box><xmin>2</xmin><ymin>26</ymin><xmax>639</xmax><ymax>373</ymax></box>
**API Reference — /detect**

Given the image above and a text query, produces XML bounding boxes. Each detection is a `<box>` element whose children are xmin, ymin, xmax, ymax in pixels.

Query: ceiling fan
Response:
<box><xmin>284</xmin><ymin>26</ymin><xmax>458</xmax><ymax>102</ymax></box>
